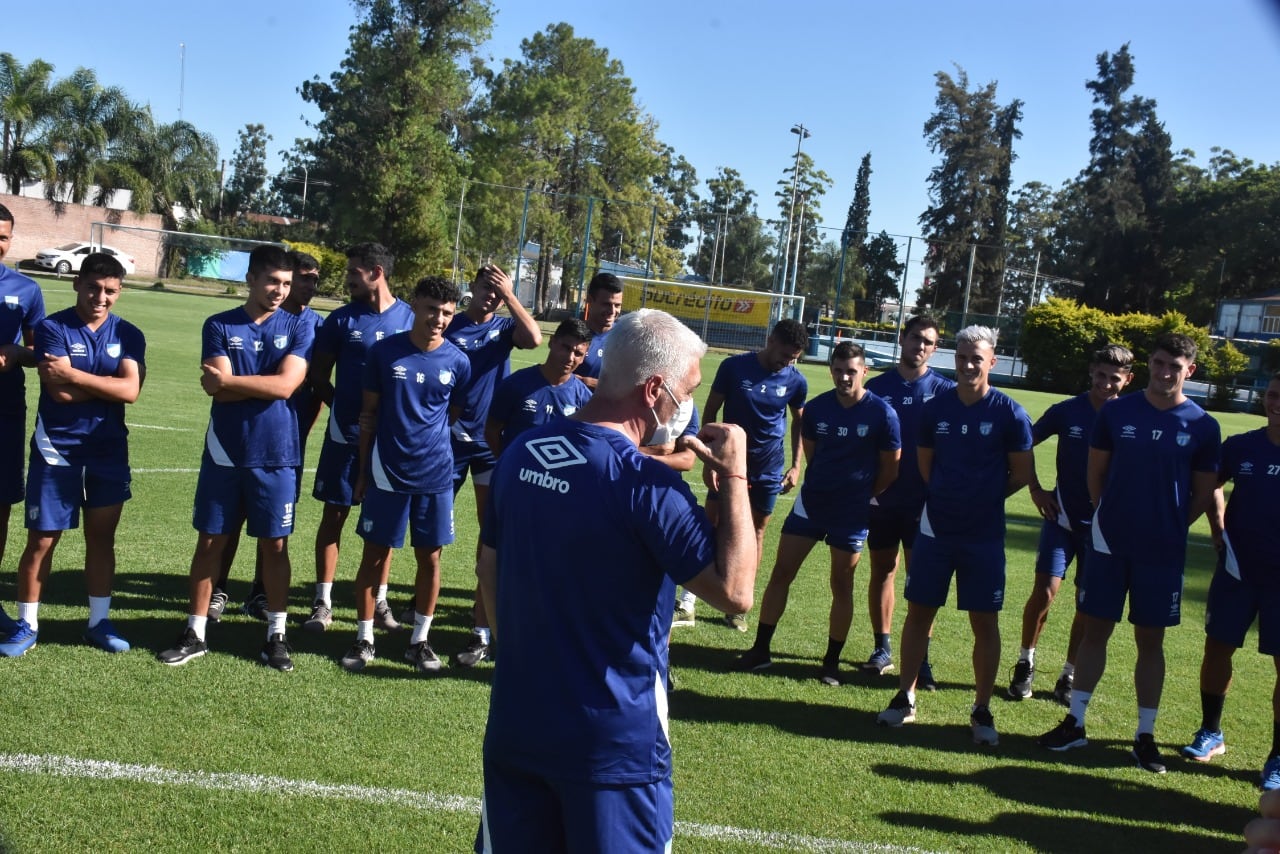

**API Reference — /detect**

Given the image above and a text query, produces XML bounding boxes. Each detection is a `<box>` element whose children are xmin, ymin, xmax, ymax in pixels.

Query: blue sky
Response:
<box><xmin>9</xmin><ymin>0</ymin><xmax>1280</xmax><ymax>265</ymax></box>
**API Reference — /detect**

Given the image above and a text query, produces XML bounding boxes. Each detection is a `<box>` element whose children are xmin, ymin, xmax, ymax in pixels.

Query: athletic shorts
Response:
<box><xmin>193</xmin><ymin>459</ymin><xmax>297</xmax><ymax>539</ymax></box>
<box><xmin>357</xmin><ymin>486</ymin><xmax>454</xmax><ymax>549</ymax></box>
<box><xmin>476</xmin><ymin>759</ymin><xmax>673</xmax><ymax>854</ymax></box>
<box><xmin>453</xmin><ymin>438</ymin><xmax>496</xmax><ymax>493</ymax></box>
<box><xmin>905</xmin><ymin>532</ymin><xmax>1006</xmax><ymax>611</ymax></box>
<box><xmin>1205</xmin><ymin>562</ymin><xmax>1280</xmax><ymax>655</ymax></box>
<box><xmin>706</xmin><ymin>481</ymin><xmax>781</xmax><ymax>517</ymax></box>
<box><xmin>867</xmin><ymin>502</ymin><xmax>922</xmax><ymax>552</ymax></box>
<box><xmin>0</xmin><ymin>413</ymin><xmax>25</xmax><ymax>505</ymax></box>
<box><xmin>1034</xmin><ymin>521</ymin><xmax>1091</xmax><ymax>581</ymax></box>
<box><xmin>1077</xmin><ymin>550</ymin><xmax>1183</xmax><ymax>627</ymax></box>
<box><xmin>24</xmin><ymin>449</ymin><xmax>131</xmax><ymax>531</ymax></box>
<box><xmin>781</xmin><ymin>492</ymin><xmax>867</xmax><ymax>553</ymax></box>
<box><xmin>313</xmin><ymin>435</ymin><xmax>359</xmax><ymax>506</ymax></box>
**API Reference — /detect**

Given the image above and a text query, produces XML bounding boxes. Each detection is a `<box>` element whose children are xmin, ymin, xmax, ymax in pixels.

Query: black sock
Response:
<box><xmin>754</xmin><ymin>622</ymin><xmax>777</xmax><ymax>653</ymax></box>
<box><xmin>922</xmin><ymin>636</ymin><xmax>932</xmax><ymax>666</ymax></box>
<box><xmin>1200</xmin><ymin>691</ymin><xmax>1226</xmax><ymax>733</ymax></box>
<box><xmin>824</xmin><ymin>637</ymin><xmax>845</xmax><ymax>668</ymax></box>
<box><xmin>875</xmin><ymin>633</ymin><xmax>891</xmax><ymax>653</ymax></box>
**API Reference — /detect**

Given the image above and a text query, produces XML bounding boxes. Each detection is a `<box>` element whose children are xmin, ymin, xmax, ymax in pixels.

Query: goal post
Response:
<box><xmin>613</xmin><ymin>276</ymin><xmax>805</xmax><ymax>352</ymax></box>
<box><xmin>88</xmin><ymin>221</ymin><xmax>285</xmax><ymax>281</ymax></box>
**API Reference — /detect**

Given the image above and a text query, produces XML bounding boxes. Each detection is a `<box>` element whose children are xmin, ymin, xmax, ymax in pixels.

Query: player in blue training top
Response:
<box><xmin>701</xmin><ymin>317</ymin><xmax>808</xmax><ymax>632</ymax></box>
<box><xmin>1007</xmin><ymin>344</ymin><xmax>1133</xmax><ymax>703</ymax></box>
<box><xmin>876</xmin><ymin>325</ymin><xmax>1034</xmax><ymax>747</ymax></box>
<box><xmin>0</xmin><ymin>254</ymin><xmax>144</xmax><ymax>658</ymax></box>
<box><xmin>475</xmin><ymin>308</ymin><xmax>759</xmax><ymax>853</ymax></box>
<box><xmin>211</xmin><ymin>250</ymin><xmax>327</xmax><ymax>624</ymax></box>
<box><xmin>572</xmin><ymin>271</ymin><xmax>624</xmax><ymax>390</ymax></box>
<box><xmin>1181</xmin><ymin>372</ymin><xmax>1280</xmax><ymax>787</ymax></box>
<box><xmin>338</xmin><ymin>276</ymin><xmax>471</xmax><ymax>674</ymax></box>
<box><xmin>0</xmin><ymin>203</ymin><xmax>46</xmax><ymax>643</ymax></box>
<box><xmin>304</xmin><ymin>242</ymin><xmax>414</xmax><ymax>633</ymax></box>
<box><xmin>158</xmin><ymin>245</ymin><xmax>313</xmax><ymax>671</ymax></box>
<box><xmin>733</xmin><ymin>342</ymin><xmax>901</xmax><ymax>684</ymax></box>
<box><xmin>862</xmin><ymin>314</ymin><xmax>955</xmax><ymax>683</ymax></box>
<box><xmin>444</xmin><ymin>262</ymin><xmax>540</xmax><ymax>668</ymax></box>
<box><xmin>1039</xmin><ymin>332</ymin><xmax>1221</xmax><ymax>774</ymax></box>
<box><xmin>484</xmin><ymin>317</ymin><xmax>592</xmax><ymax>456</ymax></box>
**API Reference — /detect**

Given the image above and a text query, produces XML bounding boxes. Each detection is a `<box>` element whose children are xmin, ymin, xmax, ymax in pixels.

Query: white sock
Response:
<box><xmin>356</xmin><ymin>620</ymin><xmax>375</xmax><ymax>643</ymax></box>
<box><xmin>1020</xmin><ymin>647</ymin><xmax>1035</xmax><ymax>665</ymax></box>
<box><xmin>376</xmin><ymin>584</ymin><xmax>389</xmax><ymax>603</ymax></box>
<box><xmin>410</xmin><ymin>612</ymin><xmax>433</xmax><ymax>644</ymax></box>
<box><xmin>474</xmin><ymin>627</ymin><xmax>491</xmax><ymax>645</ymax></box>
<box><xmin>1060</xmin><ymin>662</ymin><xmax>1075</xmax><ymax>678</ymax></box>
<box><xmin>316</xmin><ymin>582</ymin><xmax>333</xmax><ymax>606</ymax></box>
<box><xmin>267</xmin><ymin>611</ymin><xmax>287</xmax><ymax>637</ymax></box>
<box><xmin>1137</xmin><ymin>706</ymin><xmax>1158</xmax><ymax>738</ymax></box>
<box><xmin>187</xmin><ymin>614</ymin><xmax>208</xmax><ymax>641</ymax></box>
<box><xmin>905</xmin><ymin>689</ymin><xmax>916</xmax><ymax>706</ymax></box>
<box><xmin>88</xmin><ymin>596</ymin><xmax>111</xmax><ymax>628</ymax></box>
<box><xmin>680</xmin><ymin>590</ymin><xmax>697</xmax><ymax>608</ymax></box>
<box><xmin>18</xmin><ymin>601</ymin><xmax>39</xmax><ymax>632</ymax></box>
<box><xmin>1069</xmin><ymin>689</ymin><xmax>1092</xmax><ymax>726</ymax></box>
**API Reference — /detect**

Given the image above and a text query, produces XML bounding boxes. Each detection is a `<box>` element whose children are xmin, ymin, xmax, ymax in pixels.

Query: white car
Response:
<box><xmin>34</xmin><ymin>242</ymin><xmax>137</xmax><ymax>276</ymax></box>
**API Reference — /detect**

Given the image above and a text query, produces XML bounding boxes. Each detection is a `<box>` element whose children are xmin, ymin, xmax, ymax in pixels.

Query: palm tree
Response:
<box><xmin>99</xmin><ymin>110</ymin><xmax>219</xmax><ymax>229</ymax></box>
<box><xmin>47</xmin><ymin>66</ymin><xmax>138</xmax><ymax>205</ymax></box>
<box><xmin>0</xmin><ymin>52</ymin><xmax>58</xmax><ymax>194</ymax></box>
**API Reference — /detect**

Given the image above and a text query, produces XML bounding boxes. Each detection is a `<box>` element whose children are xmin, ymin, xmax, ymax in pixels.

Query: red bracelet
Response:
<box><xmin>724</xmin><ymin>473</ymin><xmax>748</xmax><ymax>482</ymax></box>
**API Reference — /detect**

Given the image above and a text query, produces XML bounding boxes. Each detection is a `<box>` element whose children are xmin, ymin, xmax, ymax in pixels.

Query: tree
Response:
<box><xmin>774</xmin><ymin>151</ymin><xmax>833</xmax><ymax>293</ymax></box>
<box><xmin>860</xmin><ymin>231</ymin><xmax>904</xmax><ymax>321</ymax></box>
<box><xmin>652</xmin><ymin>144</ymin><xmax>699</xmax><ymax>268</ymax></box>
<box><xmin>99</xmin><ymin>112</ymin><xmax>220</xmax><ymax>229</ymax></box>
<box><xmin>843</xmin><ymin>153</ymin><xmax>872</xmax><ymax>261</ymax></box>
<box><xmin>690</xmin><ymin>167</ymin><xmax>774</xmax><ymax>289</ymax></box>
<box><xmin>0</xmin><ymin>52</ymin><xmax>57</xmax><ymax>194</ymax></box>
<box><xmin>917</xmin><ymin>67</ymin><xmax>1023</xmax><ymax>314</ymax></box>
<box><xmin>223</xmin><ymin>123</ymin><xmax>273</xmax><ymax>217</ymax></box>
<box><xmin>46</xmin><ymin>67</ymin><xmax>137</xmax><ymax>206</ymax></box>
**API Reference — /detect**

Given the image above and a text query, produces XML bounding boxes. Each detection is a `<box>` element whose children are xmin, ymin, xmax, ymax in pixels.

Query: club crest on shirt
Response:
<box><xmin>438</xmin><ymin>369</ymin><xmax>454</xmax><ymax>385</ymax></box>
<box><xmin>4</xmin><ymin>295</ymin><xmax>18</xmax><ymax>309</ymax></box>
<box><xmin>857</xmin><ymin>423</ymin><xmax>869</xmax><ymax>437</ymax></box>
<box><xmin>106</xmin><ymin>343</ymin><xmax>121</xmax><ymax>358</ymax></box>
<box><xmin>979</xmin><ymin>422</ymin><xmax>992</xmax><ymax>436</ymax></box>
<box><xmin>488</xmin><ymin>329</ymin><xmax>500</xmax><ymax>341</ymax></box>
<box><xmin>273</xmin><ymin>335</ymin><xmax>288</xmax><ymax>349</ymax></box>
<box><xmin>922</xmin><ymin>394</ymin><xmax>935</xmax><ymax>403</ymax></box>
<box><xmin>1176</xmin><ymin>432</ymin><xmax>1191</xmax><ymax>447</ymax></box>
<box><xmin>775</xmin><ymin>385</ymin><xmax>787</xmax><ymax>397</ymax></box>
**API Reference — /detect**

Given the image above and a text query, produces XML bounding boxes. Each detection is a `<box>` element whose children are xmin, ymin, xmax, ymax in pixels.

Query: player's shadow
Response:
<box><xmin>873</xmin><ymin>761</ymin><xmax>1250</xmax><ymax>852</ymax></box>
<box><xmin>23</xmin><ymin>569</ymin><xmax>176</xmax><ymax>613</ymax></box>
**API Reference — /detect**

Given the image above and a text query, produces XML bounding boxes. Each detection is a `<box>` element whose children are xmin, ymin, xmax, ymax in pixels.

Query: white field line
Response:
<box><xmin>132</xmin><ymin>467</ymin><xmax>318</xmax><ymax>474</ymax></box>
<box><xmin>128</xmin><ymin>423</ymin><xmax>191</xmax><ymax>431</ymax></box>
<box><xmin>0</xmin><ymin>753</ymin><xmax>931</xmax><ymax>853</ymax></box>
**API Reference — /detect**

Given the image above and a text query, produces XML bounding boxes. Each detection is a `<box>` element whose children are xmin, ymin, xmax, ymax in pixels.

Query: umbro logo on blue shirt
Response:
<box><xmin>526</xmin><ymin>436</ymin><xmax>588</xmax><ymax>470</ymax></box>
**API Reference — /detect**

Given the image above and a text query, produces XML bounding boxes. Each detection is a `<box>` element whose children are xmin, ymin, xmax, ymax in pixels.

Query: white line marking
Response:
<box><xmin>128</xmin><ymin>424</ymin><xmax>191</xmax><ymax>431</ymax></box>
<box><xmin>132</xmin><ymin>468</ymin><xmax>318</xmax><ymax>474</ymax></box>
<box><xmin>0</xmin><ymin>753</ymin><xmax>931</xmax><ymax>852</ymax></box>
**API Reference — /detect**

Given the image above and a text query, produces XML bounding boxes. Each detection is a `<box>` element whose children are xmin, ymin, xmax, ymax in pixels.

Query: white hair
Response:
<box><xmin>955</xmin><ymin>325</ymin><xmax>998</xmax><ymax>349</ymax></box>
<box><xmin>596</xmin><ymin>309</ymin><xmax>707</xmax><ymax>399</ymax></box>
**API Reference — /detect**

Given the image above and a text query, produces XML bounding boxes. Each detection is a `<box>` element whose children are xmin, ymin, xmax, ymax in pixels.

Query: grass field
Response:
<box><xmin>0</xmin><ymin>277</ymin><xmax>1271</xmax><ymax>852</ymax></box>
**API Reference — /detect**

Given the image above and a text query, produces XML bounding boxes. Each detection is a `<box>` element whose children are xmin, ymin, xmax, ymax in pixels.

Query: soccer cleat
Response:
<box><xmin>241</xmin><ymin>593</ymin><xmax>269</xmax><ymax>621</ymax></box>
<box><xmin>818</xmin><ymin>663</ymin><xmax>841</xmax><ymax>687</ymax></box>
<box><xmin>260</xmin><ymin>633</ymin><xmax>294</xmax><ymax>672</ymax></box>
<box><xmin>340</xmin><ymin>639</ymin><xmax>376</xmax><ymax>672</ymax></box>
<box><xmin>1262</xmin><ymin>756</ymin><xmax>1280</xmax><ymax>791</ymax></box>
<box><xmin>453</xmin><ymin>636</ymin><xmax>489</xmax><ymax>668</ymax></box>
<box><xmin>397</xmin><ymin>596</ymin><xmax>417</xmax><ymax>626</ymax></box>
<box><xmin>725</xmin><ymin>613</ymin><xmax>748</xmax><ymax>632</ymax></box>
<box><xmin>374</xmin><ymin>599</ymin><xmax>401</xmax><ymax>631</ymax></box>
<box><xmin>207</xmin><ymin>589</ymin><xmax>229</xmax><ymax>622</ymax></box>
<box><xmin>731</xmin><ymin>646</ymin><xmax>773</xmax><ymax>672</ymax></box>
<box><xmin>1053</xmin><ymin>673</ymin><xmax>1074</xmax><ymax>707</ymax></box>
<box><xmin>303</xmin><ymin>601</ymin><xmax>333</xmax><ymax>633</ymax></box>
<box><xmin>0</xmin><ymin>619</ymin><xmax>37</xmax><ymax>657</ymax></box>
<box><xmin>917</xmin><ymin>661</ymin><xmax>939</xmax><ymax>692</ymax></box>
<box><xmin>1181</xmin><ymin>728</ymin><xmax>1226</xmax><ymax>762</ymax></box>
<box><xmin>970</xmin><ymin>705</ymin><xmax>999</xmax><ymax>746</ymax></box>
<box><xmin>1132</xmin><ymin>733</ymin><xmax>1166</xmax><ymax>773</ymax></box>
<box><xmin>877</xmin><ymin>690</ymin><xmax>916</xmax><ymax>727</ymax></box>
<box><xmin>404</xmin><ymin>641</ymin><xmax>441</xmax><ymax>674</ymax></box>
<box><xmin>672</xmin><ymin>603</ymin><xmax>696</xmax><ymax>628</ymax></box>
<box><xmin>1038</xmin><ymin>715</ymin><xmax>1088</xmax><ymax>751</ymax></box>
<box><xmin>84</xmin><ymin>619</ymin><xmax>130</xmax><ymax>653</ymax></box>
<box><xmin>0</xmin><ymin>604</ymin><xmax>19</xmax><ymax>639</ymax></box>
<box><xmin>158</xmin><ymin>628</ymin><xmax>207</xmax><ymax>666</ymax></box>
<box><xmin>1007</xmin><ymin>659</ymin><xmax>1034</xmax><ymax>700</ymax></box>
<box><xmin>862</xmin><ymin>647</ymin><xmax>895</xmax><ymax>675</ymax></box>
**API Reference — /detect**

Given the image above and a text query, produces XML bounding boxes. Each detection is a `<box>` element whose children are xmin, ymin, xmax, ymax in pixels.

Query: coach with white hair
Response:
<box><xmin>475</xmin><ymin>308</ymin><xmax>758</xmax><ymax>852</ymax></box>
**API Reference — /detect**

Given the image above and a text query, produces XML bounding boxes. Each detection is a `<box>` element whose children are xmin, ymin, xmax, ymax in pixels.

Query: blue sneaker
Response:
<box><xmin>861</xmin><ymin>647</ymin><xmax>895</xmax><ymax>675</ymax></box>
<box><xmin>1181</xmin><ymin>728</ymin><xmax>1225</xmax><ymax>762</ymax></box>
<box><xmin>0</xmin><ymin>619</ymin><xmax>37</xmax><ymax>657</ymax></box>
<box><xmin>0</xmin><ymin>604</ymin><xmax>19</xmax><ymax>640</ymax></box>
<box><xmin>1263</xmin><ymin>756</ymin><xmax>1280</xmax><ymax>791</ymax></box>
<box><xmin>84</xmin><ymin>619</ymin><xmax>131</xmax><ymax>653</ymax></box>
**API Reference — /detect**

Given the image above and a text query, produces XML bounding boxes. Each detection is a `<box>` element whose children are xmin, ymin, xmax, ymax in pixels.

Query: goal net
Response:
<box><xmin>88</xmin><ymin>221</ymin><xmax>285</xmax><ymax>281</ymax></box>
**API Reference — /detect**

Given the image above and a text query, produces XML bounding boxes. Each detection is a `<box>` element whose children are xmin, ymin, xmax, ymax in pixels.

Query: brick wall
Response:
<box><xmin>0</xmin><ymin>193</ymin><xmax>168</xmax><ymax>277</ymax></box>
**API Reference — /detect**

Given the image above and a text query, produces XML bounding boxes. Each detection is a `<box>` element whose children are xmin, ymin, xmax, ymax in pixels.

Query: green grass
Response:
<box><xmin>0</xmin><ymin>278</ymin><xmax>1269</xmax><ymax>852</ymax></box>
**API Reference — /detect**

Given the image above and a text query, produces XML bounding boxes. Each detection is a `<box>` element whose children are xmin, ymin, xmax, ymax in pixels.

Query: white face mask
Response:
<box><xmin>648</xmin><ymin>382</ymin><xmax>694</xmax><ymax>446</ymax></box>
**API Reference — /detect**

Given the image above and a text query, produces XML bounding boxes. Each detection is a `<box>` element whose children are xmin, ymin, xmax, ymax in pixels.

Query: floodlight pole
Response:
<box><xmin>777</xmin><ymin>123</ymin><xmax>810</xmax><ymax>294</ymax></box>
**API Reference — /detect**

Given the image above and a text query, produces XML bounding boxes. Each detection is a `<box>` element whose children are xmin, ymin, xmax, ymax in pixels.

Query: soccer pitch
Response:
<box><xmin>0</xmin><ymin>278</ymin><xmax>1268</xmax><ymax>852</ymax></box>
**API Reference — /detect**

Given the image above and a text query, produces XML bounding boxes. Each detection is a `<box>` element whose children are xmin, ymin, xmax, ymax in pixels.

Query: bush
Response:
<box><xmin>1021</xmin><ymin>299</ymin><xmax>1116</xmax><ymax>393</ymax></box>
<box><xmin>1200</xmin><ymin>339</ymin><xmax>1250</xmax><ymax>411</ymax></box>
<box><xmin>285</xmin><ymin>241</ymin><xmax>347</xmax><ymax>297</ymax></box>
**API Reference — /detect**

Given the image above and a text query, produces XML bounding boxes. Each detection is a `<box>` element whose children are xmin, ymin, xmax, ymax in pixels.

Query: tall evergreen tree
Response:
<box><xmin>843</xmin><ymin>153</ymin><xmax>872</xmax><ymax>260</ymax></box>
<box><xmin>774</xmin><ymin>151</ymin><xmax>833</xmax><ymax>293</ymax></box>
<box><xmin>224</xmin><ymin>123</ymin><xmax>273</xmax><ymax>217</ymax></box>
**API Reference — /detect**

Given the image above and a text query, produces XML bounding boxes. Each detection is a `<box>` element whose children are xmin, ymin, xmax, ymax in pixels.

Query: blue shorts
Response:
<box><xmin>905</xmin><ymin>532</ymin><xmax>1006</xmax><ymax>611</ymax></box>
<box><xmin>476</xmin><ymin>759</ymin><xmax>673</xmax><ymax>854</ymax></box>
<box><xmin>1034</xmin><ymin>521</ymin><xmax>1090</xmax><ymax>581</ymax></box>
<box><xmin>452</xmin><ymin>438</ymin><xmax>496</xmax><ymax>493</ymax></box>
<box><xmin>357</xmin><ymin>487</ymin><xmax>454</xmax><ymax>549</ymax></box>
<box><xmin>313</xmin><ymin>435</ymin><xmax>359</xmax><ymax>506</ymax></box>
<box><xmin>781</xmin><ymin>492</ymin><xmax>867</xmax><ymax>553</ymax></box>
<box><xmin>1205</xmin><ymin>562</ymin><xmax>1280</xmax><ymax>655</ymax></box>
<box><xmin>193</xmin><ymin>458</ymin><xmax>297</xmax><ymax>539</ymax></box>
<box><xmin>867</xmin><ymin>502</ymin><xmax>921</xmax><ymax>552</ymax></box>
<box><xmin>707</xmin><ymin>482</ymin><xmax>781</xmax><ymax>517</ymax></box>
<box><xmin>24</xmin><ymin>448</ymin><xmax>132</xmax><ymax>531</ymax></box>
<box><xmin>1077</xmin><ymin>549</ymin><xmax>1183</xmax><ymax>627</ymax></box>
<box><xmin>0</xmin><ymin>412</ymin><xmax>25</xmax><ymax>505</ymax></box>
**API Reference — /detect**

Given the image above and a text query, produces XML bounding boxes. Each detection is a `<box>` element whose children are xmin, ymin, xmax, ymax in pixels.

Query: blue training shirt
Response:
<box><xmin>0</xmin><ymin>266</ymin><xmax>46</xmax><ymax>409</ymax></box>
<box><xmin>202</xmin><ymin>306</ymin><xmax>314</xmax><ymax>468</ymax></box>
<box><xmin>488</xmin><ymin>365</ymin><xmax>592</xmax><ymax>449</ymax></box>
<box><xmin>1219</xmin><ymin>428</ymin><xmax>1280</xmax><ymax>585</ymax></box>
<box><xmin>1090</xmin><ymin>393</ymin><xmax>1220</xmax><ymax>564</ymax></box>
<box><xmin>481</xmin><ymin>419</ymin><xmax>715</xmax><ymax>784</ymax></box>
<box><xmin>798</xmin><ymin>389</ymin><xmax>901</xmax><ymax>530</ymax></box>
<box><xmin>710</xmin><ymin>351</ymin><xmax>807</xmax><ymax>485</ymax></box>
<box><xmin>32</xmin><ymin>308</ymin><xmax>145</xmax><ymax>461</ymax></box>
<box><xmin>1032</xmin><ymin>392</ymin><xmax>1099</xmax><ymax>531</ymax></box>
<box><xmin>314</xmin><ymin>299</ymin><xmax>414</xmax><ymax>445</ymax></box>
<box><xmin>363</xmin><ymin>333</ymin><xmax>471</xmax><ymax>494</ymax></box>
<box><xmin>865</xmin><ymin>367</ymin><xmax>955</xmax><ymax>510</ymax></box>
<box><xmin>446</xmin><ymin>312</ymin><xmax>518</xmax><ymax>442</ymax></box>
<box><xmin>574</xmin><ymin>327</ymin><xmax>609</xmax><ymax>380</ymax></box>
<box><xmin>918</xmin><ymin>387</ymin><xmax>1034</xmax><ymax>541</ymax></box>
